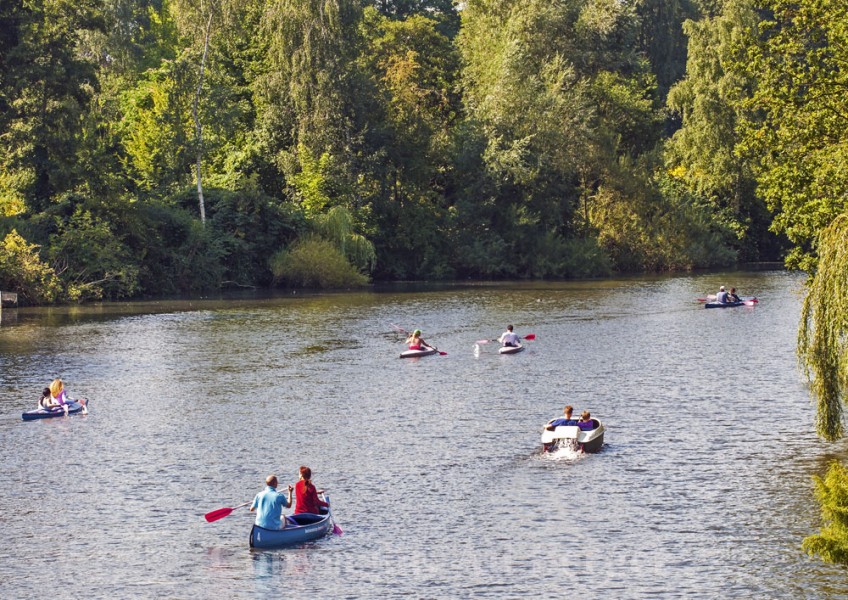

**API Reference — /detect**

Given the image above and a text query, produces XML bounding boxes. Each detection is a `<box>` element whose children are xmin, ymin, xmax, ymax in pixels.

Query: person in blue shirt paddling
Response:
<box><xmin>249</xmin><ymin>475</ymin><xmax>293</xmax><ymax>530</ymax></box>
<box><xmin>727</xmin><ymin>287</ymin><xmax>740</xmax><ymax>302</ymax></box>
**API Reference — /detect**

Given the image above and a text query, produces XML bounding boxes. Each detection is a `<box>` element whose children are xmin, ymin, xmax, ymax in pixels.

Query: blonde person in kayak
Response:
<box><xmin>405</xmin><ymin>329</ymin><xmax>432</xmax><ymax>351</ymax></box>
<box><xmin>48</xmin><ymin>379</ymin><xmax>87</xmax><ymax>415</ymax></box>
<box><xmin>294</xmin><ymin>466</ymin><xmax>329</xmax><ymax>515</ymax></box>
<box><xmin>249</xmin><ymin>475</ymin><xmax>293</xmax><ymax>529</ymax></box>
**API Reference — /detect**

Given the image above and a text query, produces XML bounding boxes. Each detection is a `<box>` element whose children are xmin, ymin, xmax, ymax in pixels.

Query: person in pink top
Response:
<box><xmin>49</xmin><ymin>379</ymin><xmax>87</xmax><ymax>415</ymax></box>
<box><xmin>405</xmin><ymin>329</ymin><xmax>432</xmax><ymax>351</ymax></box>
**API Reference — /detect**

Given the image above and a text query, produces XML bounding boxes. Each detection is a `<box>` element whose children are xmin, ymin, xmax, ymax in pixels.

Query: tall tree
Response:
<box><xmin>636</xmin><ymin>0</ymin><xmax>700</xmax><ymax>100</ymax></box>
<box><xmin>739</xmin><ymin>0</ymin><xmax>848</xmax><ymax>272</ymax></box>
<box><xmin>665</xmin><ymin>0</ymin><xmax>764</xmax><ymax>256</ymax></box>
<box><xmin>0</xmin><ymin>0</ymin><xmax>103</xmax><ymax>214</ymax></box>
<box><xmin>258</xmin><ymin>0</ymin><xmax>362</xmax><ymax>161</ymax></box>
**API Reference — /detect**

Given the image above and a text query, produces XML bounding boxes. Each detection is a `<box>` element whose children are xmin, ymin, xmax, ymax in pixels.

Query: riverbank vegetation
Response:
<box><xmin>0</xmin><ymin>0</ymin><xmax>806</xmax><ymax>303</ymax></box>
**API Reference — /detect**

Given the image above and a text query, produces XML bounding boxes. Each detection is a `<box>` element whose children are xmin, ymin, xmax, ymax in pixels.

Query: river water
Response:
<box><xmin>1</xmin><ymin>269</ymin><xmax>846</xmax><ymax>598</ymax></box>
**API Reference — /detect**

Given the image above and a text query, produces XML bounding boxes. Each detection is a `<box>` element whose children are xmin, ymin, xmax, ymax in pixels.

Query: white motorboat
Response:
<box><xmin>541</xmin><ymin>418</ymin><xmax>605</xmax><ymax>453</ymax></box>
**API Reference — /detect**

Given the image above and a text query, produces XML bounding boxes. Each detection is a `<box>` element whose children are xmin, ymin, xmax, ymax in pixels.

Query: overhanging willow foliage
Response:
<box><xmin>798</xmin><ymin>213</ymin><xmax>848</xmax><ymax>441</ymax></box>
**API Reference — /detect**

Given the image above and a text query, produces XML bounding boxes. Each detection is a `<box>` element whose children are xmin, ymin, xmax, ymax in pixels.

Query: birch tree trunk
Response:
<box><xmin>193</xmin><ymin>9</ymin><xmax>215</xmax><ymax>225</ymax></box>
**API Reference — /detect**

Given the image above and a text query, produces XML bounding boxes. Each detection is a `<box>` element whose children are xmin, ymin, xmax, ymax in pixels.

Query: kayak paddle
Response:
<box><xmin>205</xmin><ymin>501</ymin><xmax>250</xmax><ymax>523</ymax></box>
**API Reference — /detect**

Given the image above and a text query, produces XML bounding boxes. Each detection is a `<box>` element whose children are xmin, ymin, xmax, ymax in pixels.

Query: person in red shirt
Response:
<box><xmin>293</xmin><ymin>466</ymin><xmax>330</xmax><ymax>515</ymax></box>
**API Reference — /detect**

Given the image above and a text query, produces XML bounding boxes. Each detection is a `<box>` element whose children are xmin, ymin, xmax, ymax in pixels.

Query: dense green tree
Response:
<box><xmin>665</xmin><ymin>0</ymin><xmax>768</xmax><ymax>258</ymax></box>
<box><xmin>804</xmin><ymin>460</ymin><xmax>848</xmax><ymax>564</ymax></box>
<box><xmin>739</xmin><ymin>0</ymin><xmax>848</xmax><ymax>271</ymax></box>
<box><xmin>636</xmin><ymin>0</ymin><xmax>700</xmax><ymax>100</ymax></box>
<box><xmin>0</xmin><ymin>229</ymin><xmax>63</xmax><ymax>304</ymax></box>
<box><xmin>358</xmin><ymin>7</ymin><xmax>459</xmax><ymax>278</ymax></box>
<box><xmin>0</xmin><ymin>0</ymin><xmax>104</xmax><ymax>213</ymax></box>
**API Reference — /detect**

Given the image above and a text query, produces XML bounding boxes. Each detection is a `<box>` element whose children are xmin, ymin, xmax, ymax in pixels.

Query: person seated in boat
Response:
<box><xmin>48</xmin><ymin>379</ymin><xmax>87</xmax><ymax>414</ymax></box>
<box><xmin>727</xmin><ymin>287</ymin><xmax>740</xmax><ymax>302</ymax></box>
<box><xmin>405</xmin><ymin>329</ymin><xmax>432</xmax><ymax>350</ymax></box>
<box><xmin>249</xmin><ymin>474</ymin><xmax>294</xmax><ymax>530</ymax></box>
<box><xmin>38</xmin><ymin>387</ymin><xmax>64</xmax><ymax>413</ymax></box>
<box><xmin>546</xmin><ymin>405</ymin><xmax>577</xmax><ymax>430</ymax></box>
<box><xmin>577</xmin><ymin>410</ymin><xmax>595</xmax><ymax>431</ymax></box>
<box><xmin>716</xmin><ymin>286</ymin><xmax>729</xmax><ymax>303</ymax></box>
<box><xmin>498</xmin><ymin>325</ymin><xmax>521</xmax><ymax>348</ymax></box>
<box><xmin>294</xmin><ymin>466</ymin><xmax>329</xmax><ymax>515</ymax></box>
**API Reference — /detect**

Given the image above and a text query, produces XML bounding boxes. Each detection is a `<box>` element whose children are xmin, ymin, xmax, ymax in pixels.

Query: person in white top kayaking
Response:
<box><xmin>498</xmin><ymin>325</ymin><xmax>521</xmax><ymax>348</ymax></box>
<box><xmin>716</xmin><ymin>286</ymin><xmax>729</xmax><ymax>303</ymax></box>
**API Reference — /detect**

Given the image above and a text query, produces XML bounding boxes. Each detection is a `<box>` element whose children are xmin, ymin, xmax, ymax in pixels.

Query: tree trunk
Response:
<box><xmin>193</xmin><ymin>9</ymin><xmax>215</xmax><ymax>226</ymax></box>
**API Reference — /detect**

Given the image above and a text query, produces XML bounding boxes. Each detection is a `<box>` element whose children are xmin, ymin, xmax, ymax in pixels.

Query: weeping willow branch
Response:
<box><xmin>312</xmin><ymin>206</ymin><xmax>376</xmax><ymax>274</ymax></box>
<box><xmin>798</xmin><ymin>212</ymin><xmax>848</xmax><ymax>441</ymax></box>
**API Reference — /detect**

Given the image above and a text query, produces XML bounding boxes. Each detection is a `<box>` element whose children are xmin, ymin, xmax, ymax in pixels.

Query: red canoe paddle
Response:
<box><xmin>204</xmin><ymin>501</ymin><xmax>250</xmax><ymax>523</ymax></box>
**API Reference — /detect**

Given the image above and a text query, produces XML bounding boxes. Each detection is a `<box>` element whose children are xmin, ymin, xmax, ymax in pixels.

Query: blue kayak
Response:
<box><xmin>21</xmin><ymin>400</ymin><xmax>88</xmax><ymax>421</ymax></box>
<box><xmin>249</xmin><ymin>496</ymin><xmax>333</xmax><ymax>549</ymax></box>
<box><xmin>705</xmin><ymin>301</ymin><xmax>745</xmax><ymax>308</ymax></box>
<box><xmin>705</xmin><ymin>297</ymin><xmax>757</xmax><ymax>309</ymax></box>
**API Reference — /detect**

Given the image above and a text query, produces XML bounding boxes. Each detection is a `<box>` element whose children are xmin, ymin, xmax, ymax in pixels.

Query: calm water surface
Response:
<box><xmin>1</xmin><ymin>270</ymin><xmax>847</xmax><ymax>598</ymax></box>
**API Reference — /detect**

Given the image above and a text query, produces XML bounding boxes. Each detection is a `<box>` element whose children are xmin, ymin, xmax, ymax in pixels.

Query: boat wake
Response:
<box><xmin>540</xmin><ymin>440</ymin><xmax>585</xmax><ymax>461</ymax></box>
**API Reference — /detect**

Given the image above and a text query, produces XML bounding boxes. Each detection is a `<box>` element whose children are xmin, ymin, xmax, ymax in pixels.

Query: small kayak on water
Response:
<box><xmin>400</xmin><ymin>347</ymin><xmax>438</xmax><ymax>358</ymax></box>
<box><xmin>249</xmin><ymin>496</ymin><xmax>334</xmax><ymax>549</ymax></box>
<box><xmin>498</xmin><ymin>344</ymin><xmax>524</xmax><ymax>354</ymax></box>
<box><xmin>21</xmin><ymin>400</ymin><xmax>88</xmax><ymax>421</ymax></box>
<box><xmin>704</xmin><ymin>297</ymin><xmax>757</xmax><ymax>309</ymax></box>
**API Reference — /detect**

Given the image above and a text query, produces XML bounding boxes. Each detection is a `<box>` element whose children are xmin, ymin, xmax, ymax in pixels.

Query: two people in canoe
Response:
<box><xmin>406</xmin><ymin>329</ymin><xmax>434</xmax><ymax>351</ymax></box>
<box><xmin>250</xmin><ymin>466</ymin><xmax>328</xmax><ymax>530</ymax></box>
<box><xmin>545</xmin><ymin>405</ymin><xmax>594</xmax><ymax>431</ymax></box>
<box><xmin>37</xmin><ymin>379</ymin><xmax>87</xmax><ymax>415</ymax></box>
<box><xmin>716</xmin><ymin>286</ymin><xmax>741</xmax><ymax>303</ymax></box>
<box><xmin>498</xmin><ymin>325</ymin><xmax>521</xmax><ymax>348</ymax></box>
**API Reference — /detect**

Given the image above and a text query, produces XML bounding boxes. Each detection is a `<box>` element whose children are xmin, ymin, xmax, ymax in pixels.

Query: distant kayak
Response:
<box><xmin>400</xmin><ymin>347</ymin><xmax>438</xmax><ymax>358</ymax></box>
<box><xmin>22</xmin><ymin>400</ymin><xmax>88</xmax><ymax>421</ymax></box>
<box><xmin>498</xmin><ymin>344</ymin><xmax>524</xmax><ymax>354</ymax></box>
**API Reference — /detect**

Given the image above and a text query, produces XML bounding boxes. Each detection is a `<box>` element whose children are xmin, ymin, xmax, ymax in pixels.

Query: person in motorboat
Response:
<box><xmin>406</xmin><ymin>329</ymin><xmax>432</xmax><ymax>351</ymax></box>
<box><xmin>577</xmin><ymin>410</ymin><xmax>595</xmax><ymax>431</ymax></box>
<box><xmin>249</xmin><ymin>474</ymin><xmax>294</xmax><ymax>530</ymax></box>
<box><xmin>294</xmin><ymin>466</ymin><xmax>329</xmax><ymax>515</ymax></box>
<box><xmin>716</xmin><ymin>286</ymin><xmax>729</xmax><ymax>303</ymax></box>
<box><xmin>48</xmin><ymin>379</ymin><xmax>87</xmax><ymax>414</ymax></box>
<box><xmin>727</xmin><ymin>287</ymin><xmax>741</xmax><ymax>302</ymax></box>
<box><xmin>545</xmin><ymin>405</ymin><xmax>577</xmax><ymax>430</ymax></box>
<box><xmin>498</xmin><ymin>325</ymin><xmax>521</xmax><ymax>348</ymax></box>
